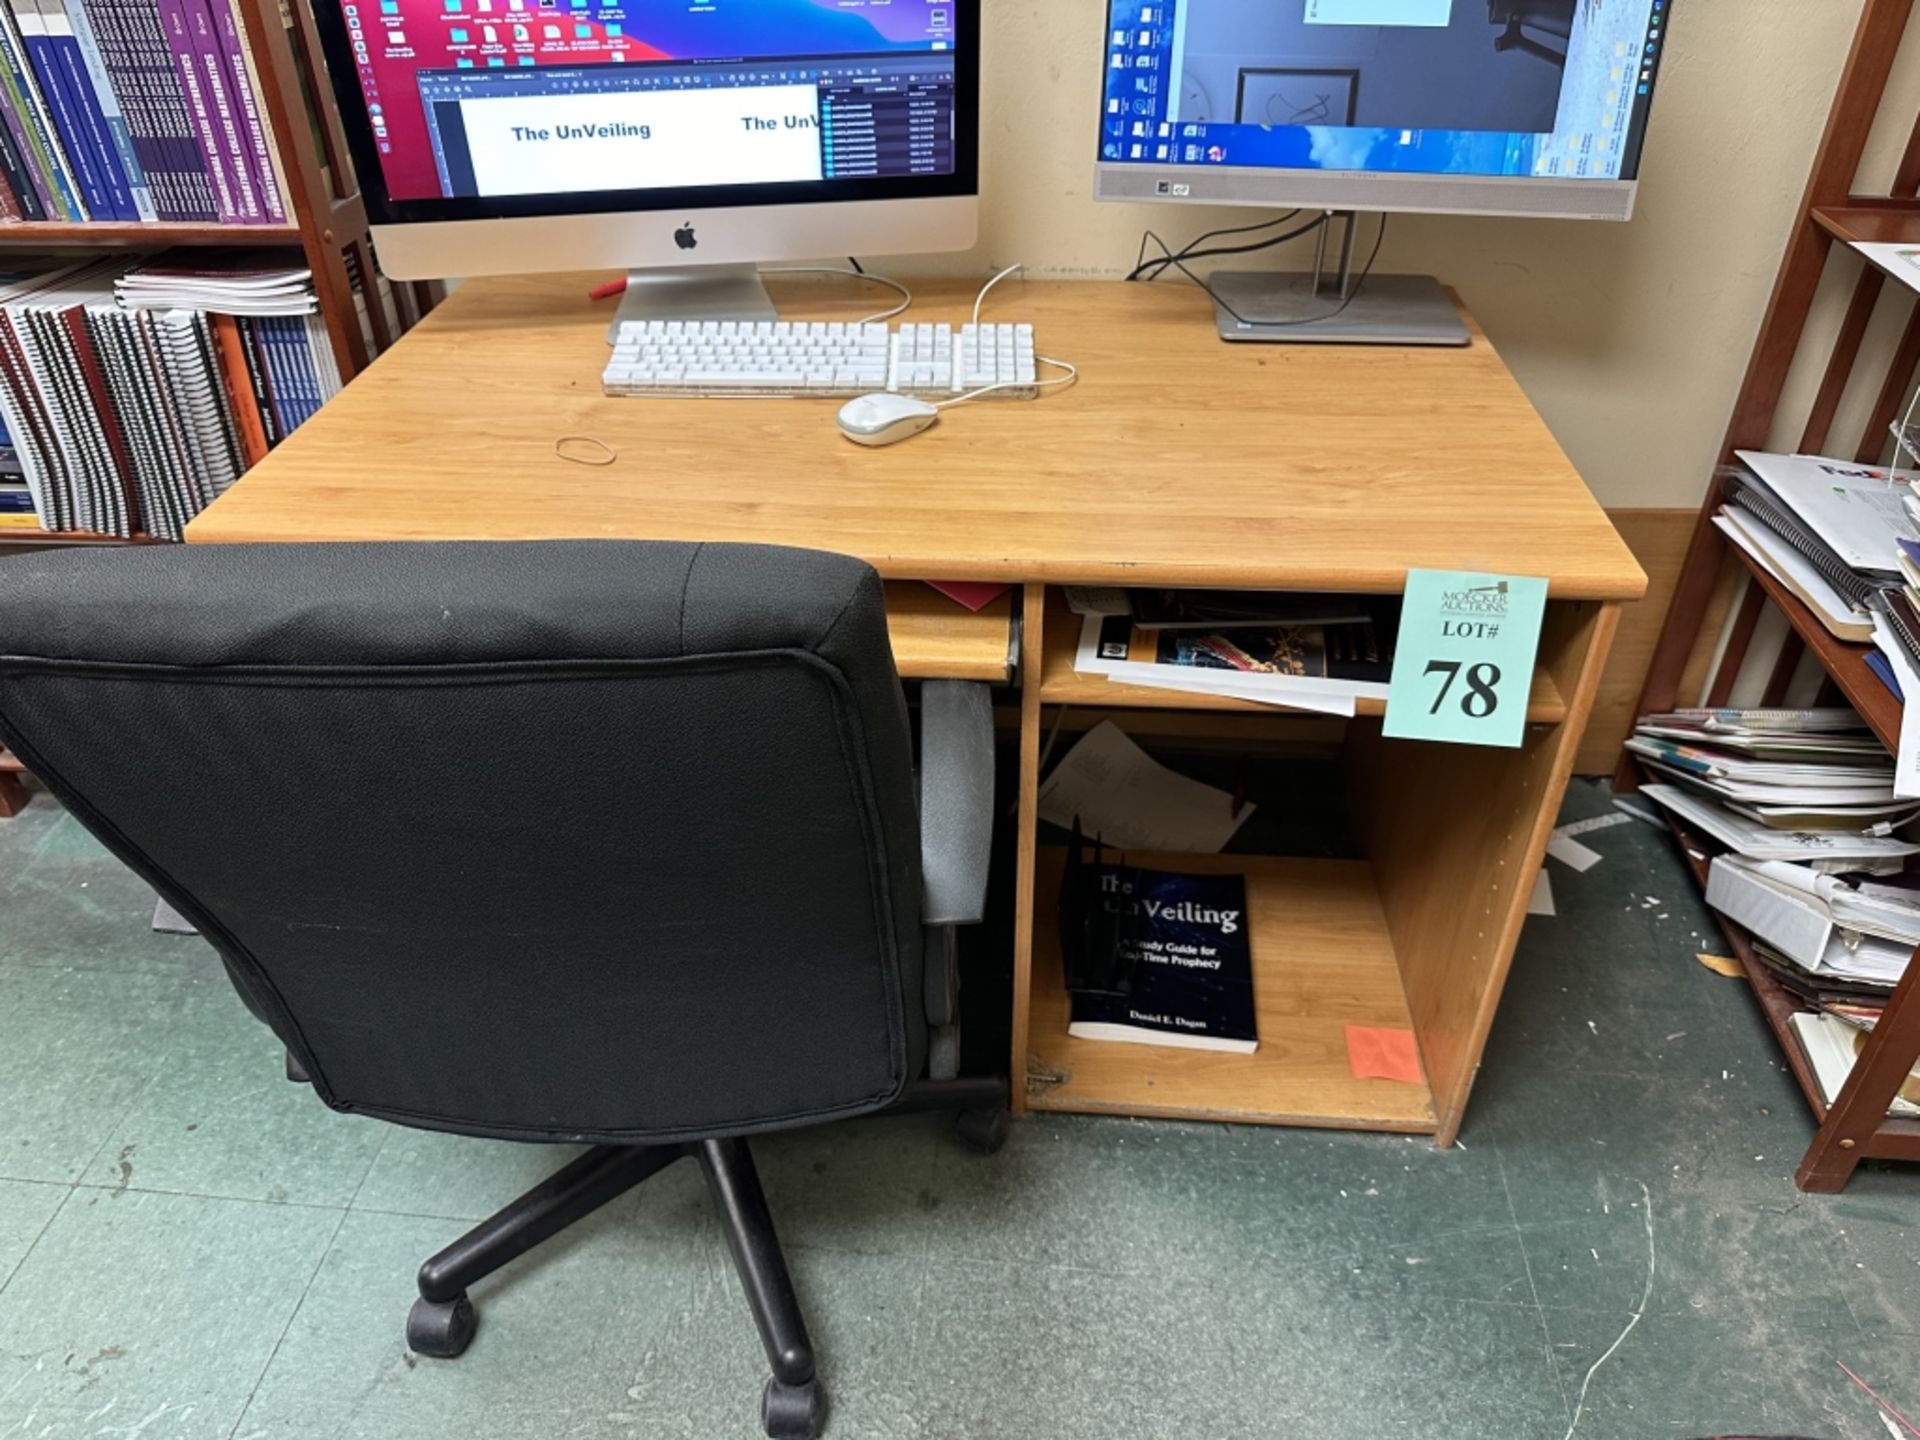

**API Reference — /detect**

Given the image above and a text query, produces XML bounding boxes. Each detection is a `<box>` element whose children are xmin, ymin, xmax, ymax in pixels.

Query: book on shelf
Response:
<box><xmin>1061</xmin><ymin>847</ymin><xmax>1258</xmax><ymax>1054</ymax></box>
<box><xmin>0</xmin><ymin>0</ymin><xmax>281</xmax><ymax>225</ymax></box>
<box><xmin>0</xmin><ymin>249</ymin><xmax>337</xmax><ymax>539</ymax></box>
<box><xmin>1073</xmin><ymin>595</ymin><xmax>1398</xmax><ymax>716</ymax></box>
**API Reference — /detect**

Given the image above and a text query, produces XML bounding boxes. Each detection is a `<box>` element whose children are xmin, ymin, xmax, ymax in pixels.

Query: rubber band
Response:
<box><xmin>555</xmin><ymin>434</ymin><xmax>618</xmax><ymax>466</ymax></box>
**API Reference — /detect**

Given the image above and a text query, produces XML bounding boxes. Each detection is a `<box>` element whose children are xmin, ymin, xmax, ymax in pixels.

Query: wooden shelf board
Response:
<box><xmin>1025</xmin><ymin>847</ymin><xmax>1438</xmax><ymax>1132</ymax></box>
<box><xmin>884</xmin><ymin>582</ymin><xmax>1014</xmax><ymax>683</ymax></box>
<box><xmin>0</xmin><ymin>222</ymin><xmax>300</xmax><ymax>246</ymax></box>
<box><xmin>0</xmin><ymin>526</ymin><xmax>152</xmax><ymax>546</ymax></box>
<box><xmin>1038</xmin><ymin>593</ymin><xmax>1567</xmax><ymax>723</ymax></box>
<box><xmin>1720</xmin><ymin>541</ymin><xmax>1901</xmax><ymax>752</ymax></box>
<box><xmin>1813</xmin><ymin>202</ymin><xmax>1920</xmax><ymax>246</ymax></box>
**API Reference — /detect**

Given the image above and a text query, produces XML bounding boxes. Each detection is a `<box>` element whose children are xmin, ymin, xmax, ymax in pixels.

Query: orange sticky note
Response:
<box><xmin>1345</xmin><ymin>1025</ymin><xmax>1424</xmax><ymax>1085</ymax></box>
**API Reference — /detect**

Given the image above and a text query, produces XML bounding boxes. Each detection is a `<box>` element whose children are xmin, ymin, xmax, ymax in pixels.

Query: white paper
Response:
<box><xmin>1736</xmin><ymin>450</ymin><xmax>1920</xmax><ymax>573</ymax></box>
<box><xmin>1851</xmin><ymin>240</ymin><xmax>1920</xmax><ymax>298</ymax></box>
<box><xmin>1870</xmin><ymin>609</ymin><xmax>1920</xmax><ymax>800</ymax></box>
<box><xmin>1546</xmin><ymin>834</ymin><xmax>1602</xmax><ymax>872</ymax></box>
<box><xmin>1063</xmin><ymin>587</ymin><xmax>1131</xmax><ymax>617</ymax></box>
<box><xmin>1037</xmin><ymin>721</ymin><xmax>1252</xmax><ymax>853</ymax></box>
<box><xmin>1555</xmin><ymin>812</ymin><xmax>1634</xmax><ymax>841</ymax></box>
<box><xmin>1527</xmin><ymin>868</ymin><xmax>1555</xmax><ymax>917</ymax></box>
<box><xmin>1638</xmin><ymin>783</ymin><xmax>1920</xmax><ymax>868</ymax></box>
<box><xmin>1102</xmin><ymin>666</ymin><xmax>1358</xmax><ymax>718</ymax></box>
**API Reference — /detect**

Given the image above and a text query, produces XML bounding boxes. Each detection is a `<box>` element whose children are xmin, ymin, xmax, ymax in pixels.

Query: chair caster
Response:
<box><xmin>761</xmin><ymin>1376</ymin><xmax>825</xmax><ymax>1438</ymax></box>
<box><xmin>406</xmin><ymin>1293</ymin><xmax>477</xmax><ymax>1358</ymax></box>
<box><xmin>953</xmin><ymin>1105</ymin><xmax>1010</xmax><ymax>1155</ymax></box>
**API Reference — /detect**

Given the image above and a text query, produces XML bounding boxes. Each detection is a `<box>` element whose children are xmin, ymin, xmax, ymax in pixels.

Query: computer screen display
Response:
<box><xmin>323</xmin><ymin>0</ymin><xmax>964</xmax><ymax>209</ymax></box>
<box><xmin>1099</xmin><ymin>0</ymin><xmax>1667</xmax><ymax>185</ymax></box>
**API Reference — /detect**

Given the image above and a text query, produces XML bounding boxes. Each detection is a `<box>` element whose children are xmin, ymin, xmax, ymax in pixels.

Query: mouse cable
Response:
<box><xmin>761</xmin><ymin>264</ymin><xmax>911</xmax><ymax>324</ymax></box>
<box><xmin>936</xmin><ymin>356</ymin><xmax>1079</xmax><ymax>410</ymax></box>
<box><xmin>962</xmin><ymin>264</ymin><xmax>1083</xmax><ymax>403</ymax></box>
<box><xmin>1125</xmin><ymin>209</ymin><xmax>1308</xmax><ymax>282</ymax></box>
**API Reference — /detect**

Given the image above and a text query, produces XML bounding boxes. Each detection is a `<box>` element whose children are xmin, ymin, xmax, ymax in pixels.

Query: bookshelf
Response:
<box><xmin>1626</xmin><ymin>0</ymin><xmax>1920</xmax><ymax>1191</ymax></box>
<box><xmin>0</xmin><ymin>0</ymin><xmax>434</xmax><ymax>814</ymax></box>
<box><xmin>0</xmin><ymin>0</ymin><xmax>433</xmax><ymax>548</ymax></box>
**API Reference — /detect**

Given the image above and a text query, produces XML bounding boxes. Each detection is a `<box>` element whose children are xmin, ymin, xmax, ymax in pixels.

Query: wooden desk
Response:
<box><xmin>188</xmin><ymin>272</ymin><xmax>1645</xmax><ymax>1145</ymax></box>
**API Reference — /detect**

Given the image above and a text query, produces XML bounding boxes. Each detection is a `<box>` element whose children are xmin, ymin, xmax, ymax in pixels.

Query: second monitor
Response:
<box><xmin>1096</xmin><ymin>0</ymin><xmax>1672</xmax><ymax>343</ymax></box>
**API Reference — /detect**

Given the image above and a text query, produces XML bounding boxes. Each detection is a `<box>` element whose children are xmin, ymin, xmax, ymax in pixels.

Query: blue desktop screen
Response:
<box><xmin>1099</xmin><ymin>0</ymin><xmax>1667</xmax><ymax>182</ymax></box>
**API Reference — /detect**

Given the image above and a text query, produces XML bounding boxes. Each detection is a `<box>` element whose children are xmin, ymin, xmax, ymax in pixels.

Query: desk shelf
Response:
<box><xmin>1007</xmin><ymin>583</ymin><xmax>1619</xmax><ymax>1144</ymax></box>
<box><xmin>883</xmin><ymin>583</ymin><xmax>1014</xmax><ymax>683</ymax></box>
<box><xmin>1026</xmin><ymin>848</ymin><xmax>1436</xmax><ymax>1131</ymax></box>
<box><xmin>1037</xmin><ymin>592</ymin><xmax>1568</xmax><ymax>724</ymax></box>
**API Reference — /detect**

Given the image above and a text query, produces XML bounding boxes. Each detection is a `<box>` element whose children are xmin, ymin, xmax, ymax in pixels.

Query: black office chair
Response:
<box><xmin>1490</xmin><ymin>0</ymin><xmax>1576</xmax><ymax>65</ymax></box>
<box><xmin>0</xmin><ymin>540</ymin><xmax>1007</xmax><ymax>1439</ymax></box>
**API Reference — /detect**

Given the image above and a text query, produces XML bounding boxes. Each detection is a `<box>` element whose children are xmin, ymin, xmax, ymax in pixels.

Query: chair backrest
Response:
<box><xmin>0</xmin><ymin>541</ymin><xmax>924</xmax><ymax>1143</ymax></box>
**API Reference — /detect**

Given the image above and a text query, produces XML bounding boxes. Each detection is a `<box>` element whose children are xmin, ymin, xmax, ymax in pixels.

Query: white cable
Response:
<box><xmin>1562</xmin><ymin>1181</ymin><xmax>1655</xmax><ymax>1440</ymax></box>
<box><xmin>762</xmin><ymin>266</ymin><xmax>913</xmax><ymax>324</ymax></box>
<box><xmin>935</xmin><ymin>356</ymin><xmax>1079</xmax><ymax>410</ymax></box>
<box><xmin>971</xmin><ymin>262</ymin><xmax>1023</xmax><ymax>330</ymax></box>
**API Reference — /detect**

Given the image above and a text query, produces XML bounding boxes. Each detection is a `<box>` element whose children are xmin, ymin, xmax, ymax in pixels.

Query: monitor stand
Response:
<box><xmin>1208</xmin><ymin>212</ymin><xmax>1470</xmax><ymax>347</ymax></box>
<box><xmin>605</xmin><ymin>264</ymin><xmax>779</xmax><ymax>341</ymax></box>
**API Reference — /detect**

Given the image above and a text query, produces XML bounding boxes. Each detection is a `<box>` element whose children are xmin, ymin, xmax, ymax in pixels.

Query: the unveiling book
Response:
<box><xmin>1067</xmin><ymin>863</ymin><xmax>1258</xmax><ymax>1053</ymax></box>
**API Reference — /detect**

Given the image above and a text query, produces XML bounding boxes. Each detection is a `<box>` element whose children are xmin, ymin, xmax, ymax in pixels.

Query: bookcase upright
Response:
<box><xmin>1626</xmin><ymin>0</ymin><xmax>1920</xmax><ymax>1192</ymax></box>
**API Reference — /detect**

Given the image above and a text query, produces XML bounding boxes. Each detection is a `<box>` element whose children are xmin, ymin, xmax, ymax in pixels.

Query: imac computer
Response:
<box><xmin>1096</xmin><ymin>0</ymin><xmax>1672</xmax><ymax>344</ymax></box>
<box><xmin>311</xmin><ymin>0</ymin><xmax>978</xmax><ymax>324</ymax></box>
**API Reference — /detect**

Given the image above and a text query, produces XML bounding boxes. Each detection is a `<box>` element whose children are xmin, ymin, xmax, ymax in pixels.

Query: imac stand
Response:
<box><xmin>605</xmin><ymin>265</ymin><xmax>779</xmax><ymax>340</ymax></box>
<box><xmin>1208</xmin><ymin>212</ymin><xmax>1470</xmax><ymax>348</ymax></box>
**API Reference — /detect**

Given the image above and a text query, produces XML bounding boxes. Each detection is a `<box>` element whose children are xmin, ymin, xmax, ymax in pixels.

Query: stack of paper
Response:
<box><xmin>1637</xmin><ymin>783</ymin><xmax>1919</xmax><ymax>874</ymax></box>
<box><xmin>1629</xmin><ymin>709</ymin><xmax>1913</xmax><ymax>831</ymax></box>
<box><xmin>0</xmin><ymin>250</ymin><xmax>343</xmax><ymax>539</ymax></box>
<box><xmin>1713</xmin><ymin>450</ymin><xmax>1916</xmax><ymax>642</ymax></box>
<box><xmin>1072</xmin><ymin>590</ymin><xmax>1397</xmax><ymax>719</ymax></box>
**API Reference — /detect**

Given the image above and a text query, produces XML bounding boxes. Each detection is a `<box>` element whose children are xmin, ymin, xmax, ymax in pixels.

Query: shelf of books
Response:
<box><xmin>0</xmin><ymin>0</ymin><xmax>298</xmax><ymax>231</ymax></box>
<box><xmin>1628</xmin><ymin>437</ymin><xmax>1920</xmax><ymax>1185</ymax></box>
<box><xmin>0</xmin><ymin>252</ymin><xmax>425</xmax><ymax>542</ymax></box>
<box><xmin>0</xmin><ymin>0</ymin><xmax>436</xmax><ymax>549</ymax></box>
<box><xmin>1027</xmin><ymin>847</ymin><xmax>1438</xmax><ymax>1132</ymax></box>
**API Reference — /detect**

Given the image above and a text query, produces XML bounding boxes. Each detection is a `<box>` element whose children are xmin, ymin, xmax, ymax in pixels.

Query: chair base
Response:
<box><xmin>405</xmin><ymin>1081</ymin><xmax>1008</xmax><ymax>1438</ymax></box>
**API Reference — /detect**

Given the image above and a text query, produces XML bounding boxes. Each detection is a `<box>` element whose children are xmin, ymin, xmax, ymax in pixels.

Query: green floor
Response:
<box><xmin>0</xmin><ymin>778</ymin><xmax>1914</xmax><ymax>1440</ymax></box>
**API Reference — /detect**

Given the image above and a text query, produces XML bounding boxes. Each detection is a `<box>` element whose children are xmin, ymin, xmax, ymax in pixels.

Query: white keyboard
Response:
<box><xmin>602</xmin><ymin>320</ymin><xmax>1039</xmax><ymax>399</ymax></box>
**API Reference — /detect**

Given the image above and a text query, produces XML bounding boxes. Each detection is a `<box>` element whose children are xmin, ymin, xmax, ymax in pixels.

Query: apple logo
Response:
<box><xmin>673</xmin><ymin>222</ymin><xmax>698</xmax><ymax>251</ymax></box>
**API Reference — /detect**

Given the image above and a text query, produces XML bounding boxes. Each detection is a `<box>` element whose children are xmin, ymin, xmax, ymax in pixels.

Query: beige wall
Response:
<box><xmin>903</xmin><ymin>0</ymin><xmax>1917</xmax><ymax>508</ymax></box>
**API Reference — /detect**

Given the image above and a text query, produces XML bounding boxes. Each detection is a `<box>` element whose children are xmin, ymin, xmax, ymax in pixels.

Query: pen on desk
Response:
<box><xmin>588</xmin><ymin>277</ymin><xmax>628</xmax><ymax>302</ymax></box>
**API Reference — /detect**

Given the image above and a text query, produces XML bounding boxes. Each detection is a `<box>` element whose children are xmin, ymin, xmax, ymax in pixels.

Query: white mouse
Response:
<box><xmin>837</xmin><ymin>392</ymin><xmax>940</xmax><ymax>447</ymax></box>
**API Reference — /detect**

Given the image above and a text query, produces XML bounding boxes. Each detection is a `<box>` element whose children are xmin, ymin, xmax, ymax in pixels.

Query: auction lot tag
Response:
<box><xmin>1382</xmin><ymin>570</ymin><xmax>1548</xmax><ymax>749</ymax></box>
